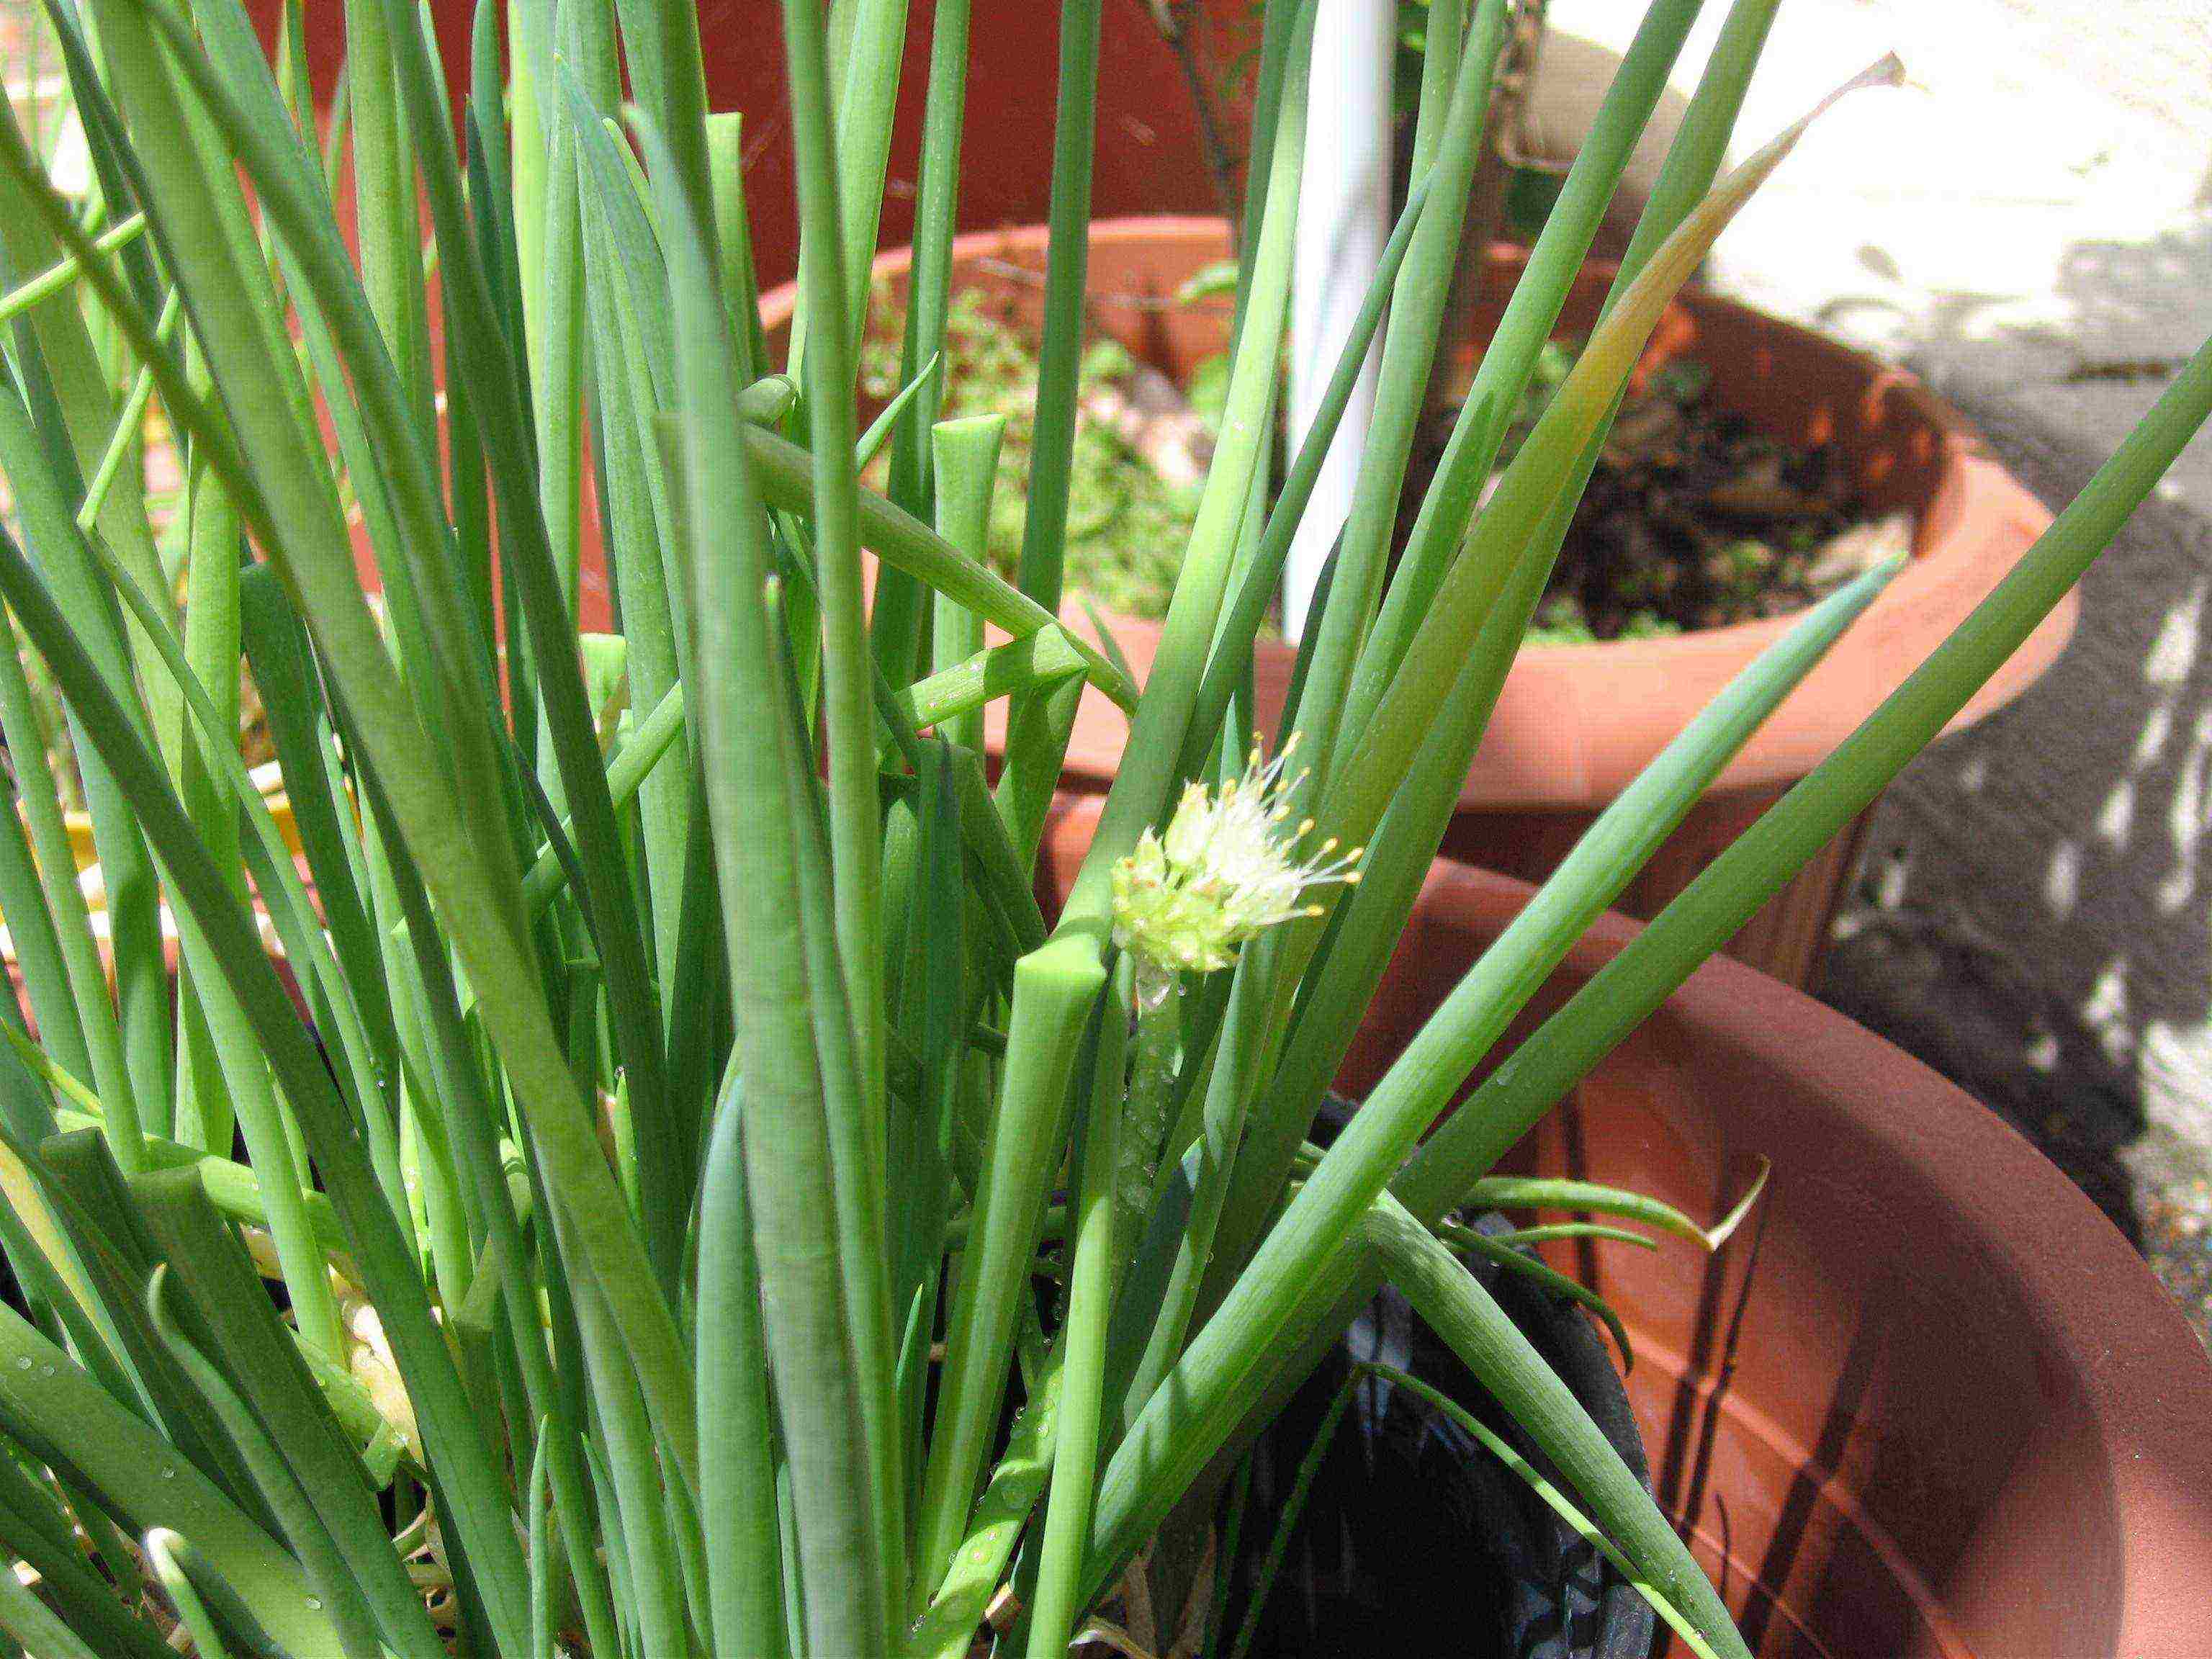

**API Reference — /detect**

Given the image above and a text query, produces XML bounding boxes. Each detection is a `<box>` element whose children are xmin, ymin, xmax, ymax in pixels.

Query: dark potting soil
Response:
<box><xmin>1410</xmin><ymin>340</ymin><xmax>1909</xmax><ymax>645</ymax></box>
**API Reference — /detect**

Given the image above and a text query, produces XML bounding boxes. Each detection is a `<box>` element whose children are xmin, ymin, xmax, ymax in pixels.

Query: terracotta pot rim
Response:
<box><xmin>1036</xmin><ymin>793</ymin><xmax>2212</xmax><ymax>1652</ymax></box>
<box><xmin>768</xmin><ymin>215</ymin><xmax>2077</xmax><ymax>811</ymax></box>
<box><xmin>1415</xmin><ymin>857</ymin><xmax>2212</xmax><ymax>1652</ymax></box>
<box><xmin>1436</xmin><ymin>856</ymin><xmax>2212</xmax><ymax>1419</ymax></box>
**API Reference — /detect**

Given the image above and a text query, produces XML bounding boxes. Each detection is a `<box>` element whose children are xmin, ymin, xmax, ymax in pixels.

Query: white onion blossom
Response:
<box><xmin>1110</xmin><ymin>737</ymin><xmax>1362</xmax><ymax>986</ymax></box>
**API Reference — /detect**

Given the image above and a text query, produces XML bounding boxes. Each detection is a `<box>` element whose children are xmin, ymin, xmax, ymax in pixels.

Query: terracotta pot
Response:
<box><xmin>242</xmin><ymin>0</ymin><xmax>1254</xmax><ymax>623</ymax></box>
<box><xmin>777</xmin><ymin>216</ymin><xmax>2074</xmax><ymax>988</ymax></box>
<box><xmin>703</xmin><ymin>0</ymin><xmax>1256</xmax><ymax>291</ymax></box>
<box><xmin>1036</xmin><ymin>796</ymin><xmax>2212</xmax><ymax>1658</ymax></box>
<box><xmin>251</xmin><ymin>0</ymin><xmax>1253</xmax><ymax>291</ymax></box>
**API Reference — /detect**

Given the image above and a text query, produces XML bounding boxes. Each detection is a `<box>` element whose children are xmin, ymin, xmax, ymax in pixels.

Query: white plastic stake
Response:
<box><xmin>1284</xmin><ymin>0</ymin><xmax>1395</xmax><ymax>640</ymax></box>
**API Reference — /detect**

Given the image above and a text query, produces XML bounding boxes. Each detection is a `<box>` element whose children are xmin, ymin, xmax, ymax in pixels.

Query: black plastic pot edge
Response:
<box><xmin>1218</xmin><ymin>1096</ymin><xmax>1657</xmax><ymax>1659</ymax></box>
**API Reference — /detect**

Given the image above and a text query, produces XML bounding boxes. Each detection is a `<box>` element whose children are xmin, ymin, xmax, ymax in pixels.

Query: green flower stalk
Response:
<box><xmin>1105</xmin><ymin>739</ymin><xmax>1363</xmax><ymax>1295</ymax></box>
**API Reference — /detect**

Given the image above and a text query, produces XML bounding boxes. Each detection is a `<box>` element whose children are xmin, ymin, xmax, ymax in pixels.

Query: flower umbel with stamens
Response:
<box><xmin>1111</xmin><ymin>737</ymin><xmax>1364</xmax><ymax>994</ymax></box>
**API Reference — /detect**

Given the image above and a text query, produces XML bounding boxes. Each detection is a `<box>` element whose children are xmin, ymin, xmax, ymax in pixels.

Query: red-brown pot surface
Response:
<box><xmin>1038</xmin><ymin>796</ymin><xmax>2212</xmax><ymax>1658</ymax></box>
<box><xmin>245</xmin><ymin>1</ymin><xmax>1256</xmax><ymax>629</ymax></box>
<box><xmin>248</xmin><ymin>0</ymin><xmax>1254</xmax><ymax>289</ymax></box>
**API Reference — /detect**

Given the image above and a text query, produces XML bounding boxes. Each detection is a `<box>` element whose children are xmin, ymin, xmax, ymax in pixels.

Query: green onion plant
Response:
<box><xmin>0</xmin><ymin>0</ymin><xmax>2201</xmax><ymax>1654</ymax></box>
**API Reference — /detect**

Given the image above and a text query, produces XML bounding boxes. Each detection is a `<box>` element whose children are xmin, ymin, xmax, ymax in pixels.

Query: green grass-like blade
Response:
<box><xmin>37</xmin><ymin>1102</ymin><xmax>351</xmax><ymax>1277</ymax></box>
<box><xmin>0</xmin><ymin>1299</ymin><xmax>354</xmax><ymax>1655</ymax></box>
<box><xmin>606</xmin><ymin>0</ymin><xmax>716</xmax><ymax>266</ymax></box>
<box><xmin>1092</xmin><ymin>552</ymin><xmax>1904</xmax><ymax>1570</ymax></box>
<box><xmin>1210</xmin><ymin>552</ymin><xmax>1902</xmax><ymax>1302</ymax></box>
<box><xmin>525</xmin><ymin>1423</ymin><xmax>556</xmax><ymax>1659</ymax></box>
<box><xmin>1223</xmin><ymin>1370</ymin><xmax>1359</xmax><ymax>1659</ymax></box>
<box><xmin>657</xmin><ymin>111</ymin><xmax>890</xmax><ymax>1655</ymax></box>
<box><xmin>137</xmin><ymin>1179</ymin><xmax>443</xmax><ymax>1659</ymax></box>
<box><xmin>0</xmin><ymin>390</ymin><xmax>157</xmax><ymax>1164</ymax></box>
<box><xmin>158</xmin><ymin>569</ymin><xmax>341</xmax><ymax>1358</ymax></box>
<box><xmin>1176</xmin><ymin>170</ymin><xmax>1436</xmax><ymax>786</ymax></box>
<box><xmin>1364</xmin><ymin>1197</ymin><xmax>1748</xmax><ymax>1658</ymax></box>
<box><xmin>143</xmin><ymin>1263</ymin><xmax>385</xmax><ymax>1659</ymax></box>
<box><xmin>1360</xmin><ymin>1363</ymin><xmax>1722</xmax><ymax>1659</ymax></box>
<box><xmin>344</xmin><ymin>746</ymin><xmax>624</xmax><ymax>1659</ymax></box>
<box><xmin>871</xmin><ymin>0</ymin><xmax>976</xmax><ymax>683</ymax></box>
<box><xmin>697</xmin><ymin>1071</ymin><xmax>788</xmax><ymax>1659</ymax></box>
<box><xmin>0</xmin><ymin>104</ymin><xmax>177</xmax><ymax>1131</ymax></box>
<box><xmin>0</xmin><ymin>491</ymin><xmax>531</xmax><ymax>1645</ymax></box>
<box><xmin>107</xmin><ymin>0</ymin><xmax>691</xmax><ymax>1526</ymax></box>
<box><xmin>0</xmin><ymin>1424</ymin><xmax>171</xmax><ymax>1659</ymax></box>
<box><xmin>906</xmin><ymin>1350</ymin><xmax>1066</xmax><ymax>1658</ymax></box>
<box><xmin>832</xmin><ymin>0</ymin><xmax>911</xmax><ymax>342</ymax></box>
<box><xmin>856</xmin><ymin>353</ymin><xmax>943</xmax><ymax>472</ymax></box>
<box><xmin>889</xmin><ymin>742</ymin><xmax>971</xmax><ymax>1470</ymax></box>
<box><xmin>765</xmin><ymin>571</ymin><xmax>909</xmax><ymax>1650</ymax></box>
<box><xmin>0</xmin><ymin>1554</ymin><xmax>102</xmax><ymax>1659</ymax></box>
<box><xmin>346</xmin><ymin>0</ymin><xmax>431</xmax><ymax>425</ymax></box>
<box><xmin>234</xmin><ymin>567</ymin><xmax>410</xmax><ymax>1219</ymax></box>
<box><xmin>169</xmin><ymin>393</ymin><xmax>248</xmax><ymax>1159</ymax></box>
<box><xmin>1455</xmin><ymin>1176</ymin><xmax>1735</xmax><ymax>1249</ymax></box>
<box><xmin>1321</xmin><ymin>63</ymin><xmax>1897</xmax><ymax>871</ymax></box>
<box><xmin>742</xmin><ymin>423</ymin><xmax>1138</xmax><ymax>711</ymax></box>
<box><xmin>1012</xmin><ymin>0</ymin><xmax>1105</xmax><ymax>611</ymax></box>
<box><xmin>1460</xmin><ymin>1233</ymin><xmax>1635</xmax><ymax>1370</ymax></box>
<box><xmin>351</xmin><ymin>0</ymin><xmax>686</xmax><ymax>1300</ymax></box>
<box><xmin>891</xmin><ymin>629</ymin><xmax>1092</xmax><ymax>733</ymax></box>
<box><xmin>1346</xmin><ymin>0</ymin><xmax>1717</xmax><ymax>728</ymax></box>
<box><xmin>778</xmin><ymin>0</ymin><xmax>892</xmax><ymax>1281</ymax></box>
<box><xmin>0</xmin><ymin>591</ymin><xmax>127</xmax><ymax>1142</ymax></box>
<box><xmin>563</xmin><ymin>1235</ymin><xmax>694</xmax><ymax>1659</ymax></box>
<box><xmin>1053</xmin><ymin>0</ymin><xmax>1315</xmax><ymax>939</ymax></box>
<box><xmin>145</xmin><ymin>1529</ymin><xmax>236</xmax><ymax>1659</ymax></box>
<box><xmin>0</xmin><ymin>211</ymin><xmax>145</xmax><ymax>321</ymax></box>
<box><xmin>1267</xmin><ymin>0</ymin><xmax>1510</xmax><ymax>810</ymax></box>
<box><xmin>0</xmin><ymin>1125</ymin><xmax>260</xmax><ymax>1506</ymax></box>
<box><xmin>1401</xmin><ymin>328</ymin><xmax>2212</xmax><ymax>1220</ymax></box>
<box><xmin>63</xmin><ymin>496</ymin><xmax>427</xmax><ymax>1364</ymax></box>
<box><xmin>1025</xmin><ymin>961</ymin><xmax>1130</xmax><ymax>1658</ymax></box>
<box><xmin>567</xmin><ymin>78</ymin><xmax>695</xmax><ymax>986</ymax></box>
<box><xmin>1192</xmin><ymin>0</ymin><xmax>1808</xmax><ymax>1303</ymax></box>
<box><xmin>1190</xmin><ymin>68</ymin><xmax>1884</xmax><ymax>1285</ymax></box>
<box><xmin>1112</xmin><ymin>953</ymin><xmax>1263</xmax><ymax>1431</ymax></box>
<box><xmin>912</xmin><ymin>935</ymin><xmax>1104</xmax><ymax>1606</ymax></box>
<box><xmin>992</xmin><ymin>0</ymin><xmax>1109</xmax><ymax>855</ymax></box>
<box><xmin>928</xmin><ymin>413</ymin><xmax>1008</xmax><ymax>748</ymax></box>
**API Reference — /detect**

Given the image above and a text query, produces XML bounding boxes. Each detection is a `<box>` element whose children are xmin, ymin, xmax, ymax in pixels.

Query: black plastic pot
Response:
<box><xmin>1220</xmin><ymin>1104</ymin><xmax>1655</xmax><ymax>1659</ymax></box>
